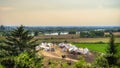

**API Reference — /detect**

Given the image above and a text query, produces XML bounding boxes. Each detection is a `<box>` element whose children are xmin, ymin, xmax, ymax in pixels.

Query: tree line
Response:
<box><xmin>80</xmin><ymin>31</ymin><xmax>104</xmax><ymax>38</ymax></box>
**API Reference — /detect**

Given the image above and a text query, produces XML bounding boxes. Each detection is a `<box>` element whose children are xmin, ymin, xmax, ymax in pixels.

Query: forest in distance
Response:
<box><xmin>0</xmin><ymin>25</ymin><xmax>120</xmax><ymax>68</ymax></box>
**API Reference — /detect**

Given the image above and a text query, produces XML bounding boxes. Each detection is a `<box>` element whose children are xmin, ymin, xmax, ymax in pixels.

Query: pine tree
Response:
<box><xmin>105</xmin><ymin>33</ymin><xmax>118</xmax><ymax>66</ymax></box>
<box><xmin>0</xmin><ymin>25</ymin><xmax>41</xmax><ymax>68</ymax></box>
<box><xmin>0</xmin><ymin>25</ymin><xmax>5</xmax><ymax>31</ymax></box>
<box><xmin>4</xmin><ymin>25</ymin><xmax>38</xmax><ymax>56</ymax></box>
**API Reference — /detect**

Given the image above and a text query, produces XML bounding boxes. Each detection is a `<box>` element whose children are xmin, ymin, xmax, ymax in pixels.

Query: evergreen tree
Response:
<box><xmin>105</xmin><ymin>33</ymin><xmax>118</xmax><ymax>66</ymax></box>
<box><xmin>0</xmin><ymin>25</ymin><xmax>5</xmax><ymax>36</ymax></box>
<box><xmin>0</xmin><ymin>25</ymin><xmax>42</xmax><ymax>68</ymax></box>
<box><xmin>4</xmin><ymin>25</ymin><xmax>38</xmax><ymax>56</ymax></box>
<box><xmin>0</xmin><ymin>25</ymin><xmax>5</xmax><ymax>31</ymax></box>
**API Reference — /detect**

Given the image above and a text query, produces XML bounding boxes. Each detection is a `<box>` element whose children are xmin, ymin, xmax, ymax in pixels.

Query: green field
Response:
<box><xmin>73</xmin><ymin>43</ymin><xmax>109</xmax><ymax>53</ymax></box>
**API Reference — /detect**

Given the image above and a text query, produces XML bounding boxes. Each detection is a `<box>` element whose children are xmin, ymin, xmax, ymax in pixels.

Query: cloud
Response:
<box><xmin>0</xmin><ymin>6</ymin><xmax>14</xmax><ymax>11</ymax></box>
<box><xmin>1</xmin><ymin>0</ymin><xmax>120</xmax><ymax>11</ymax></box>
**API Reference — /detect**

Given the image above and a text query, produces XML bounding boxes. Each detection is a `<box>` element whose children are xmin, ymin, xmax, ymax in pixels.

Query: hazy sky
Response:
<box><xmin>0</xmin><ymin>0</ymin><xmax>120</xmax><ymax>26</ymax></box>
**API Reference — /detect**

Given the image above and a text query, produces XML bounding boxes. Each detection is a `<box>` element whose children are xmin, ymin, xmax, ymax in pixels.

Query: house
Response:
<box><xmin>60</xmin><ymin>32</ymin><xmax>68</xmax><ymax>35</ymax></box>
<box><xmin>44</xmin><ymin>32</ymin><xmax>58</xmax><ymax>35</ymax></box>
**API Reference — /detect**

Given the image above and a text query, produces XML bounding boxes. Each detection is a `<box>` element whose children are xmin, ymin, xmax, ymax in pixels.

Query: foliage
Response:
<box><xmin>0</xmin><ymin>64</ymin><xmax>5</xmax><ymax>68</ymax></box>
<box><xmin>80</xmin><ymin>32</ymin><xmax>90</xmax><ymax>38</ymax></box>
<box><xmin>48</xmin><ymin>60</ymin><xmax>55</xmax><ymax>68</ymax></box>
<box><xmin>0</xmin><ymin>25</ymin><xmax>11</xmax><ymax>36</ymax></box>
<box><xmin>15</xmin><ymin>52</ymin><xmax>43</xmax><ymax>68</ymax></box>
<box><xmin>61</xmin><ymin>62</ymin><xmax>68</xmax><ymax>68</ymax></box>
<box><xmin>80</xmin><ymin>31</ymin><xmax>104</xmax><ymax>38</ymax></box>
<box><xmin>68</xmin><ymin>31</ymin><xmax>76</xmax><ymax>34</ymax></box>
<box><xmin>105</xmin><ymin>34</ymin><xmax>119</xmax><ymax>66</ymax></box>
<box><xmin>4</xmin><ymin>25</ymin><xmax>38</xmax><ymax>56</ymax></box>
<box><xmin>50</xmin><ymin>64</ymin><xmax>55</xmax><ymax>68</ymax></box>
<box><xmin>116</xmin><ymin>45</ymin><xmax>120</xmax><ymax>66</ymax></box>
<box><xmin>58</xmin><ymin>32</ymin><xmax>61</xmax><ymax>35</ymax></box>
<box><xmin>0</xmin><ymin>56</ymin><xmax>15</xmax><ymax>68</ymax></box>
<box><xmin>0</xmin><ymin>25</ymin><xmax>5</xmax><ymax>31</ymax></box>
<box><xmin>0</xmin><ymin>25</ymin><xmax>42</xmax><ymax>68</ymax></box>
<box><xmin>92</xmin><ymin>56</ymin><xmax>109</xmax><ymax>68</ymax></box>
<box><xmin>34</xmin><ymin>31</ymin><xmax>39</xmax><ymax>36</ymax></box>
<box><xmin>0</xmin><ymin>43</ymin><xmax>10</xmax><ymax>57</ymax></box>
<box><xmin>90</xmin><ymin>34</ymin><xmax>120</xmax><ymax>67</ymax></box>
<box><xmin>74</xmin><ymin>57</ymin><xmax>89</xmax><ymax>68</ymax></box>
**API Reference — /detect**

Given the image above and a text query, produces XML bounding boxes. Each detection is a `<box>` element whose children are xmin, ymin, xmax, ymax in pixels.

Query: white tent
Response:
<box><xmin>41</xmin><ymin>42</ymin><xmax>47</xmax><ymax>46</ymax></box>
<box><xmin>47</xmin><ymin>43</ymin><xmax>53</xmax><ymax>47</ymax></box>
<box><xmin>83</xmin><ymin>48</ymin><xmax>89</xmax><ymax>54</ymax></box>
<box><xmin>69</xmin><ymin>48</ymin><xmax>74</xmax><ymax>52</ymax></box>
<box><xmin>44</xmin><ymin>47</ymin><xmax>50</xmax><ymax>51</ymax></box>
<box><xmin>35</xmin><ymin>46</ymin><xmax>41</xmax><ymax>51</ymax></box>
<box><xmin>79</xmin><ymin>48</ymin><xmax>84</xmax><ymax>54</ymax></box>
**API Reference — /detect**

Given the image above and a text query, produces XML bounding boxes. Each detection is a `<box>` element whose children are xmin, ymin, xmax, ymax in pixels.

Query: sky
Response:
<box><xmin>0</xmin><ymin>0</ymin><xmax>120</xmax><ymax>26</ymax></box>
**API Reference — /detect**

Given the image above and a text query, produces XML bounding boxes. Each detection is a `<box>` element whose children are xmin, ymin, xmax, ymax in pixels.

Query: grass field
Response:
<box><xmin>73</xmin><ymin>43</ymin><xmax>108</xmax><ymax>53</ymax></box>
<box><xmin>73</xmin><ymin>43</ymin><xmax>120</xmax><ymax>53</ymax></box>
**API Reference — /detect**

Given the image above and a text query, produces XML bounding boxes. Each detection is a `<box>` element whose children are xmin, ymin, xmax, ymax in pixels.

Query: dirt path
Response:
<box><xmin>41</xmin><ymin>51</ymin><xmax>78</xmax><ymax>62</ymax></box>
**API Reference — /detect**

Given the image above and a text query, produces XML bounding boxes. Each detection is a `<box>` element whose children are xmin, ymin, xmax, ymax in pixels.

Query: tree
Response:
<box><xmin>34</xmin><ymin>31</ymin><xmax>39</xmax><ymax>36</ymax></box>
<box><xmin>105</xmin><ymin>33</ymin><xmax>118</xmax><ymax>66</ymax></box>
<box><xmin>0</xmin><ymin>25</ymin><xmax>5</xmax><ymax>36</ymax></box>
<box><xmin>58</xmin><ymin>32</ymin><xmax>61</xmax><ymax>35</ymax></box>
<box><xmin>0</xmin><ymin>25</ymin><xmax>5</xmax><ymax>31</ymax></box>
<box><xmin>80</xmin><ymin>32</ymin><xmax>90</xmax><ymax>38</ymax></box>
<box><xmin>68</xmin><ymin>31</ymin><xmax>76</xmax><ymax>34</ymax></box>
<box><xmin>80</xmin><ymin>31</ymin><xmax>104</xmax><ymax>38</ymax></box>
<box><xmin>15</xmin><ymin>52</ymin><xmax>43</xmax><ymax>68</ymax></box>
<box><xmin>4</xmin><ymin>25</ymin><xmax>38</xmax><ymax>56</ymax></box>
<box><xmin>74</xmin><ymin>57</ymin><xmax>89</xmax><ymax>68</ymax></box>
<box><xmin>91</xmin><ymin>33</ymin><xmax>120</xmax><ymax>68</ymax></box>
<box><xmin>92</xmin><ymin>56</ymin><xmax>109</xmax><ymax>68</ymax></box>
<box><xmin>0</xmin><ymin>25</ymin><xmax>42</xmax><ymax>68</ymax></box>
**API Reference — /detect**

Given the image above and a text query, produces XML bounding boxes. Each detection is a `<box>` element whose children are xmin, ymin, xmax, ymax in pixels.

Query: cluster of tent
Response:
<box><xmin>35</xmin><ymin>42</ymin><xmax>89</xmax><ymax>55</ymax></box>
<box><xmin>35</xmin><ymin>42</ymin><xmax>55</xmax><ymax>52</ymax></box>
<box><xmin>58</xmin><ymin>43</ymin><xmax>89</xmax><ymax>55</ymax></box>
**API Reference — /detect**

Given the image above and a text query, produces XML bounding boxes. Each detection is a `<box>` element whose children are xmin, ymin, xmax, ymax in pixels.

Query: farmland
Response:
<box><xmin>1</xmin><ymin>34</ymin><xmax>120</xmax><ymax>43</ymax></box>
<box><xmin>37</xmin><ymin>37</ymin><xmax>120</xmax><ymax>43</ymax></box>
<box><xmin>73</xmin><ymin>43</ymin><xmax>108</xmax><ymax>53</ymax></box>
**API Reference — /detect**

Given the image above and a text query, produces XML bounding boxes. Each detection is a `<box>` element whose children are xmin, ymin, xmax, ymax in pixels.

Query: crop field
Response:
<box><xmin>37</xmin><ymin>37</ymin><xmax>120</xmax><ymax>43</ymax></box>
<box><xmin>35</xmin><ymin>33</ymin><xmax>120</xmax><ymax>43</ymax></box>
<box><xmin>73</xmin><ymin>43</ymin><xmax>120</xmax><ymax>53</ymax></box>
<box><xmin>36</xmin><ymin>34</ymin><xmax>80</xmax><ymax>39</ymax></box>
<box><xmin>73</xmin><ymin>43</ymin><xmax>108</xmax><ymax>53</ymax></box>
<box><xmin>105</xmin><ymin>32</ymin><xmax>120</xmax><ymax>36</ymax></box>
<box><xmin>1</xmin><ymin>34</ymin><xmax>120</xmax><ymax>43</ymax></box>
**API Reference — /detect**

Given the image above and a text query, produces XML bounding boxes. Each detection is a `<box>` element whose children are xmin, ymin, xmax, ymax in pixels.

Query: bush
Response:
<box><xmin>15</xmin><ymin>52</ymin><xmax>43</xmax><ymax>68</ymax></box>
<box><xmin>74</xmin><ymin>56</ymin><xmax>89</xmax><ymax>68</ymax></box>
<box><xmin>92</xmin><ymin>56</ymin><xmax>109</xmax><ymax>68</ymax></box>
<box><xmin>0</xmin><ymin>64</ymin><xmax>5</xmax><ymax>68</ymax></box>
